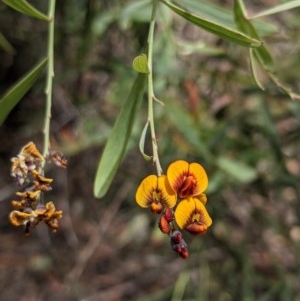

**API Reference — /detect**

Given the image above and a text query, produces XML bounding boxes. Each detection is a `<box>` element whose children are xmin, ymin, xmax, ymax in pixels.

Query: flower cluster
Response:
<box><xmin>9</xmin><ymin>142</ymin><xmax>67</xmax><ymax>235</ymax></box>
<box><xmin>136</xmin><ymin>160</ymin><xmax>212</xmax><ymax>258</ymax></box>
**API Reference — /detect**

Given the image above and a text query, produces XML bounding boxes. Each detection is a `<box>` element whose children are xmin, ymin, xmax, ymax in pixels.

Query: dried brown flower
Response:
<box><xmin>9</xmin><ymin>141</ymin><xmax>66</xmax><ymax>235</ymax></box>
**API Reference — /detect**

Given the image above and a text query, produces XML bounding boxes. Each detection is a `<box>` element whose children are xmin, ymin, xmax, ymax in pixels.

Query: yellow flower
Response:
<box><xmin>136</xmin><ymin>175</ymin><xmax>177</xmax><ymax>214</ymax></box>
<box><xmin>174</xmin><ymin>196</ymin><xmax>212</xmax><ymax>235</ymax></box>
<box><xmin>167</xmin><ymin>160</ymin><xmax>208</xmax><ymax>198</ymax></box>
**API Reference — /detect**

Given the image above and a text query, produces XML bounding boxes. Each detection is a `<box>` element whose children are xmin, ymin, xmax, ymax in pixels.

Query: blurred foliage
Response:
<box><xmin>1</xmin><ymin>0</ymin><xmax>300</xmax><ymax>300</ymax></box>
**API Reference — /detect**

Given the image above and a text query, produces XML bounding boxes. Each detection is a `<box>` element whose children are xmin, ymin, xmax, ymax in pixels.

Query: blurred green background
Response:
<box><xmin>1</xmin><ymin>0</ymin><xmax>300</xmax><ymax>300</ymax></box>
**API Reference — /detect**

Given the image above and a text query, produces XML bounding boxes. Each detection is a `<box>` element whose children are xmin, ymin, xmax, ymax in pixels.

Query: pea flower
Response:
<box><xmin>136</xmin><ymin>175</ymin><xmax>176</xmax><ymax>214</ymax></box>
<box><xmin>167</xmin><ymin>160</ymin><xmax>208</xmax><ymax>198</ymax></box>
<box><xmin>135</xmin><ymin>159</ymin><xmax>212</xmax><ymax>258</ymax></box>
<box><xmin>174</xmin><ymin>196</ymin><xmax>212</xmax><ymax>235</ymax></box>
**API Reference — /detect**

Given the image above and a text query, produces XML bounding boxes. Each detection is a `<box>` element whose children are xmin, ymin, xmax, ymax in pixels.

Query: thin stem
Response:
<box><xmin>147</xmin><ymin>0</ymin><xmax>163</xmax><ymax>176</ymax></box>
<box><xmin>43</xmin><ymin>0</ymin><xmax>56</xmax><ymax>158</ymax></box>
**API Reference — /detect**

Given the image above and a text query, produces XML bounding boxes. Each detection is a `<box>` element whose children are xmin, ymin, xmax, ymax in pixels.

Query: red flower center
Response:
<box><xmin>178</xmin><ymin>175</ymin><xmax>196</xmax><ymax>198</ymax></box>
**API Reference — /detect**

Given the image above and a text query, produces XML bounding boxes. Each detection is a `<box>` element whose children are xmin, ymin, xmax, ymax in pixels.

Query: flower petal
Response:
<box><xmin>167</xmin><ymin>160</ymin><xmax>189</xmax><ymax>193</ymax></box>
<box><xmin>9</xmin><ymin>210</ymin><xmax>31</xmax><ymax>226</ymax></box>
<box><xmin>196</xmin><ymin>193</ymin><xmax>207</xmax><ymax>206</ymax></box>
<box><xmin>174</xmin><ymin>197</ymin><xmax>212</xmax><ymax>229</ymax></box>
<box><xmin>135</xmin><ymin>175</ymin><xmax>158</xmax><ymax>208</ymax></box>
<box><xmin>157</xmin><ymin>175</ymin><xmax>177</xmax><ymax>208</ymax></box>
<box><xmin>193</xmin><ymin>198</ymin><xmax>212</xmax><ymax>227</ymax></box>
<box><xmin>20</xmin><ymin>141</ymin><xmax>44</xmax><ymax>160</ymax></box>
<box><xmin>174</xmin><ymin>198</ymin><xmax>194</xmax><ymax>229</ymax></box>
<box><xmin>189</xmin><ymin>163</ymin><xmax>208</xmax><ymax>195</ymax></box>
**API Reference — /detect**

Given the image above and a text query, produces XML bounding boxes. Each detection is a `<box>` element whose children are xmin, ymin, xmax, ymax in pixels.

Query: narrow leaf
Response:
<box><xmin>250</xmin><ymin>0</ymin><xmax>300</xmax><ymax>19</ymax></box>
<box><xmin>217</xmin><ymin>157</ymin><xmax>258</xmax><ymax>184</ymax></box>
<box><xmin>1</xmin><ymin>0</ymin><xmax>49</xmax><ymax>21</ymax></box>
<box><xmin>267</xmin><ymin>72</ymin><xmax>300</xmax><ymax>101</ymax></box>
<box><xmin>233</xmin><ymin>0</ymin><xmax>274</xmax><ymax>71</ymax></box>
<box><xmin>93</xmin><ymin>73</ymin><xmax>146</xmax><ymax>198</ymax></box>
<box><xmin>179</xmin><ymin>0</ymin><xmax>277</xmax><ymax>37</ymax></box>
<box><xmin>161</xmin><ymin>0</ymin><xmax>261</xmax><ymax>48</ymax></box>
<box><xmin>139</xmin><ymin>120</ymin><xmax>152</xmax><ymax>161</ymax></box>
<box><xmin>0</xmin><ymin>31</ymin><xmax>15</xmax><ymax>54</ymax></box>
<box><xmin>0</xmin><ymin>57</ymin><xmax>48</xmax><ymax>126</ymax></box>
<box><xmin>132</xmin><ymin>54</ymin><xmax>149</xmax><ymax>74</ymax></box>
<box><xmin>249</xmin><ymin>48</ymin><xmax>265</xmax><ymax>90</ymax></box>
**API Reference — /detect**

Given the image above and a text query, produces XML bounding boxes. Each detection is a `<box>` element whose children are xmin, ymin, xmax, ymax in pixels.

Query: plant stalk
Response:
<box><xmin>147</xmin><ymin>0</ymin><xmax>163</xmax><ymax>176</ymax></box>
<box><xmin>43</xmin><ymin>0</ymin><xmax>56</xmax><ymax>158</ymax></box>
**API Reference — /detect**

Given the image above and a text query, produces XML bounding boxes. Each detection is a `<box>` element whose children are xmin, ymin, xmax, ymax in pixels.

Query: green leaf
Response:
<box><xmin>250</xmin><ymin>0</ymin><xmax>300</xmax><ymax>19</ymax></box>
<box><xmin>1</xmin><ymin>0</ymin><xmax>49</xmax><ymax>21</ymax></box>
<box><xmin>249</xmin><ymin>48</ymin><xmax>265</xmax><ymax>90</ymax></box>
<box><xmin>139</xmin><ymin>120</ymin><xmax>152</xmax><ymax>161</ymax></box>
<box><xmin>179</xmin><ymin>0</ymin><xmax>277</xmax><ymax>37</ymax></box>
<box><xmin>132</xmin><ymin>54</ymin><xmax>149</xmax><ymax>74</ymax></box>
<box><xmin>161</xmin><ymin>0</ymin><xmax>261</xmax><ymax>48</ymax></box>
<box><xmin>233</xmin><ymin>0</ymin><xmax>274</xmax><ymax>71</ymax></box>
<box><xmin>0</xmin><ymin>57</ymin><xmax>48</xmax><ymax>126</ymax></box>
<box><xmin>267</xmin><ymin>72</ymin><xmax>300</xmax><ymax>101</ymax></box>
<box><xmin>0</xmin><ymin>31</ymin><xmax>15</xmax><ymax>54</ymax></box>
<box><xmin>216</xmin><ymin>157</ymin><xmax>258</xmax><ymax>184</ymax></box>
<box><xmin>93</xmin><ymin>73</ymin><xmax>146</xmax><ymax>198</ymax></box>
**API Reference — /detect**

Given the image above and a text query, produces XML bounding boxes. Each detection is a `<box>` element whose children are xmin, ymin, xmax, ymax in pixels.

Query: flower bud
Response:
<box><xmin>164</xmin><ymin>208</ymin><xmax>174</xmax><ymax>223</ymax></box>
<box><xmin>158</xmin><ymin>215</ymin><xmax>170</xmax><ymax>234</ymax></box>
<box><xmin>171</xmin><ymin>230</ymin><xmax>182</xmax><ymax>243</ymax></box>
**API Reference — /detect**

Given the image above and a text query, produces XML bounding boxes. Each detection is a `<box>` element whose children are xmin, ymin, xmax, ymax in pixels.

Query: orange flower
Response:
<box><xmin>136</xmin><ymin>175</ymin><xmax>177</xmax><ymax>214</ymax></box>
<box><xmin>167</xmin><ymin>160</ymin><xmax>208</xmax><ymax>198</ymax></box>
<box><xmin>174</xmin><ymin>196</ymin><xmax>212</xmax><ymax>235</ymax></box>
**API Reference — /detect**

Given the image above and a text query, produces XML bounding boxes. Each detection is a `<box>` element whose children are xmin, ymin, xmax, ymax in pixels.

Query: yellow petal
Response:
<box><xmin>135</xmin><ymin>175</ymin><xmax>158</xmax><ymax>208</ymax></box>
<box><xmin>157</xmin><ymin>175</ymin><xmax>177</xmax><ymax>208</ymax></box>
<box><xmin>175</xmin><ymin>198</ymin><xmax>212</xmax><ymax>229</ymax></box>
<box><xmin>196</xmin><ymin>193</ymin><xmax>207</xmax><ymax>205</ymax></box>
<box><xmin>189</xmin><ymin>163</ymin><xmax>208</xmax><ymax>194</ymax></box>
<box><xmin>194</xmin><ymin>198</ymin><xmax>212</xmax><ymax>227</ymax></box>
<box><xmin>174</xmin><ymin>198</ymin><xmax>194</xmax><ymax>229</ymax></box>
<box><xmin>167</xmin><ymin>160</ymin><xmax>189</xmax><ymax>193</ymax></box>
